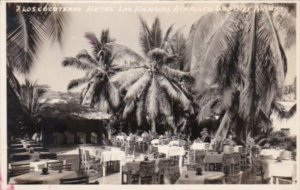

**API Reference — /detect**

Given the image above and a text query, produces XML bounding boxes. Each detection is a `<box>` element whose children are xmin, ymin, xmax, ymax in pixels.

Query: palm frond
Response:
<box><xmin>196</xmin><ymin>98</ymin><xmax>219</xmax><ymax>124</ymax></box>
<box><xmin>100</xmin><ymin>29</ymin><xmax>115</xmax><ymax>44</ymax></box>
<box><xmin>76</xmin><ymin>50</ymin><xmax>98</xmax><ymax>66</ymax></box>
<box><xmin>272</xmin><ymin>102</ymin><xmax>296</xmax><ymax>119</ymax></box>
<box><xmin>110</xmin><ymin>67</ymin><xmax>147</xmax><ymax>89</ymax></box>
<box><xmin>139</xmin><ymin>16</ymin><xmax>152</xmax><ymax>54</ymax></box>
<box><xmin>185</xmin><ymin>12</ymin><xmax>225</xmax><ymax>72</ymax></box>
<box><xmin>160</xmin><ymin>65</ymin><xmax>191</xmax><ymax>81</ymax></box>
<box><xmin>62</xmin><ymin>57</ymin><xmax>100</xmax><ymax>71</ymax></box>
<box><xmin>273</xmin><ymin>9</ymin><xmax>296</xmax><ymax>49</ymax></box>
<box><xmin>81</xmin><ymin>80</ymin><xmax>100</xmax><ymax>106</ymax></box>
<box><xmin>85</xmin><ymin>32</ymin><xmax>102</xmax><ymax>57</ymax></box>
<box><xmin>124</xmin><ymin>71</ymin><xmax>151</xmax><ymax>103</ymax></box>
<box><xmin>151</xmin><ymin>17</ymin><xmax>162</xmax><ymax>49</ymax></box>
<box><xmin>7</xmin><ymin>12</ymin><xmax>43</xmax><ymax>74</ymax></box>
<box><xmin>105</xmin><ymin>42</ymin><xmax>145</xmax><ymax>71</ymax></box>
<box><xmin>46</xmin><ymin>3</ymin><xmax>69</xmax><ymax>45</ymax></box>
<box><xmin>158</xmin><ymin>75</ymin><xmax>193</xmax><ymax>113</ymax></box>
<box><xmin>123</xmin><ymin>101</ymin><xmax>135</xmax><ymax>119</ymax></box>
<box><xmin>67</xmin><ymin>76</ymin><xmax>90</xmax><ymax>90</ymax></box>
<box><xmin>106</xmin><ymin>81</ymin><xmax>120</xmax><ymax>110</ymax></box>
<box><xmin>161</xmin><ymin>24</ymin><xmax>174</xmax><ymax>47</ymax></box>
<box><xmin>145</xmin><ymin>77</ymin><xmax>158</xmax><ymax>122</ymax></box>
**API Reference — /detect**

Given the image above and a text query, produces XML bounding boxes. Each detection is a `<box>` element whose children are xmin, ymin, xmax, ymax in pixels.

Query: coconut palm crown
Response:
<box><xmin>62</xmin><ymin>30</ymin><xmax>144</xmax><ymax>113</ymax></box>
<box><xmin>186</xmin><ymin>4</ymin><xmax>297</xmax><ymax>144</ymax></box>
<box><xmin>111</xmin><ymin>17</ymin><xmax>194</xmax><ymax>133</ymax></box>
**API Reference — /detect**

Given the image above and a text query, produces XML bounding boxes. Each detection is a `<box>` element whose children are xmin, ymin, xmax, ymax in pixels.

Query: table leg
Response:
<box><xmin>179</xmin><ymin>155</ymin><xmax>183</xmax><ymax>175</ymax></box>
<box><xmin>120</xmin><ymin>160</ymin><xmax>122</xmax><ymax>175</ymax></box>
<box><xmin>103</xmin><ymin>162</ymin><xmax>106</xmax><ymax>177</ymax></box>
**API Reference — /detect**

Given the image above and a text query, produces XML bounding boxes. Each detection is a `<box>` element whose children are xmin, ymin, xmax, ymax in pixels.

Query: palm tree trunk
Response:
<box><xmin>151</xmin><ymin>122</ymin><xmax>156</xmax><ymax>133</ymax></box>
<box><xmin>214</xmin><ymin>110</ymin><xmax>231</xmax><ymax>141</ymax></box>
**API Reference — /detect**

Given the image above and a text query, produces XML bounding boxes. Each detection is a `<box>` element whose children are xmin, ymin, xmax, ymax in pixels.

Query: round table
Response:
<box><xmin>175</xmin><ymin>170</ymin><xmax>225</xmax><ymax>184</ymax></box>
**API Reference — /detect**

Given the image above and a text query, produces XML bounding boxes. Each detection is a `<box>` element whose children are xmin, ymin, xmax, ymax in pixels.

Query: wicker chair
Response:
<box><xmin>139</xmin><ymin>161</ymin><xmax>156</xmax><ymax>184</ymax></box>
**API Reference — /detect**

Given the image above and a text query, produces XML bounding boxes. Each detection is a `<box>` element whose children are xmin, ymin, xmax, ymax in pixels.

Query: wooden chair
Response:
<box><xmin>121</xmin><ymin>169</ymin><xmax>139</xmax><ymax>184</ymax></box>
<box><xmin>82</xmin><ymin>150</ymin><xmax>101</xmax><ymax>175</ymax></box>
<box><xmin>47</xmin><ymin>161</ymin><xmax>63</xmax><ymax>170</ymax></box>
<box><xmin>226</xmin><ymin>171</ymin><xmax>243</xmax><ymax>184</ymax></box>
<box><xmin>156</xmin><ymin>159</ymin><xmax>171</xmax><ymax>184</ymax></box>
<box><xmin>164</xmin><ymin>165</ymin><xmax>180</xmax><ymax>184</ymax></box>
<box><xmin>139</xmin><ymin>161</ymin><xmax>156</xmax><ymax>184</ymax></box>
<box><xmin>251</xmin><ymin>157</ymin><xmax>265</xmax><ymax>184</ymax></box>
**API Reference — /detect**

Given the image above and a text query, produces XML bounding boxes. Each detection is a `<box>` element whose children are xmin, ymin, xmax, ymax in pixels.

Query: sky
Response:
<box><xmin>15</xmin><ymin>2</ymin><xmax>297</xmax><ymax>92</ymax></box>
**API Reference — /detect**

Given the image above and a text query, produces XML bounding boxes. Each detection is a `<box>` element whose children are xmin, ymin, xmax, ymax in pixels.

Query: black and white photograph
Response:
<box><xmin>0</xmin><ymin>0</ymin><xmax>299</xmax><ymax>188</ymax></box>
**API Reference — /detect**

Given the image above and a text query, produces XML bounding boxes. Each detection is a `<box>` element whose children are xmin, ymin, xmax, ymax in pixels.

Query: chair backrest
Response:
<box><xmin>47</xmin><ymin>161</ymin><xmax>63</xmax><ymax>170</ymax></box>
<box><xmin>140</xmin><ymin>161</ymin><xmax>155</xmax><ymax>177</ymax></box>
<box><xmin>158</xmin><ymin>159</ymin><xmax>171</xmax><ymax>173</ymax></box>
<box><xmin>228</xmin><ymin>171</ymin><xmax>243</xmax><ymax>184</ymax></box>
<box><xmin>60</xmin><ymin>176</ymin><xmax>89</xmax><ymax>184</ymax></box>
<box><xmin>62</xmin><ymin>164</ymin><xmax>72</xmax><ymax>171</ymax></box>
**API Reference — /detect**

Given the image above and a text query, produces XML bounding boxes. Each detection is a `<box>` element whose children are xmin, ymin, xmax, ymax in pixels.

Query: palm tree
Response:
<box><xmin>7</xmin><ymin>3</ymin><xmax>69</xmax><ymax>74</ymax></box>
<box><xmin>18</xmin><ymin>80</ymin><xmax>49</xmax><ymax>136</ymax></box>
<box><xmin>62</xmin><ymin>30</ymin><xmax>144</xmax><ymax>138</ymax></box>
<box><xmin>111</xmin><ymin>17</ymin><xmax>194</xmax><ymax>134</ymax></box>
<box><xmin>186</xmin><ymin>4</ymin><xmax>297</xmax><ymax>144</ymax></box>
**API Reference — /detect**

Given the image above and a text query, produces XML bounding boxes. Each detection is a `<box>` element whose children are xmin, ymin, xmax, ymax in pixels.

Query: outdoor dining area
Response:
<box><xmin>7</xmin><ymin>130</ymin><xmax>297</xmax><ymax>185</ymax></box>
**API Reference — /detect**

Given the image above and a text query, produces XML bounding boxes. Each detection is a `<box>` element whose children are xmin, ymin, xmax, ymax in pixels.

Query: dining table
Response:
<box><xmin>9</xmin><ymin>170</ymin><xmax>77</xmax><ymax>184</ymax></box>
<box><xmin>80</xmin><ymin>146</ymin><xmax>125</xmax><ymax>177</ymax></box>
<box><xmin>260</xmin><ymin>158</ymin><xmax>297</xmax><ymax>184</ymax></box>
<box><xmin>175</xmin><ymin>170</ymin><xmax>225</xmax><ymax>184</ymax></box>
<box><xmin>260</xmin><ymin>149</ymin><xmax>284</xmax><ymax>159</ymax></box>
<box><xmin>9</xmin><ymin>159</ymin><xmax>60</xmax><ymax>171</ymax></box>
<box><xmin>190</xmin><ymin>143</ymin><xmax>209</xmax><ymax>150</ymax></box>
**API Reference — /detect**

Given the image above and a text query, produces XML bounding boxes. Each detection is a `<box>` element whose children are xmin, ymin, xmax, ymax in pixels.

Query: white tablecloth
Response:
<box><xmin>80</xmin><ymin>146</ymin><xmax>125</xmax><ymax>163</ymax></box>
<box><xmin>260</xmin><ymin>149</ymin><xmax>284</xmax><ymax>159</ymax></box>
<box><xmin>158</xmin><ymin>145</ymin><xmax>185</xmax><ymax>158</ymax></box>
<box><xmin>261</xmin><ymin>159</ymin><xmax>297</xmax><ymax>181</ymax></box>
<box><xmin>190</xmin><ymin>143</ymin><xmax>209</xmax><ymax>150</ymax></box>
<box><xmin>168</xmin><ymin>140</ymin><xmax>179</xmax><ymax>147</ymax></box>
